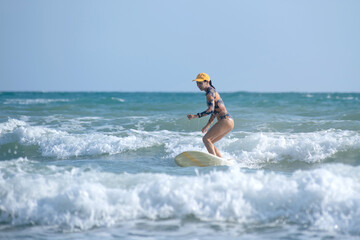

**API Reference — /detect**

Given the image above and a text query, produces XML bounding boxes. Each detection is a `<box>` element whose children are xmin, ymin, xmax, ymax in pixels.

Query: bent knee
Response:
<box><xmin>202</xmin><ymin>136</ymin><xmax>212</xmax><ymax>144</ymax></box>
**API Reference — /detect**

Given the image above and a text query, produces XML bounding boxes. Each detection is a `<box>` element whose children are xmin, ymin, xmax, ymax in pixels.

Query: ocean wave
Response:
<box><xmin>0</xmin><ymin>159</ymin><xmax>359</xmax><ymax>235</ymax></box>
<box><xmin>165</xmin><ymin>129</ymin><xmax>360</xmax><ymax>166</ymax></box>
<box><xmin>0</xmin><ymin>119</ymin><xmax>164</xmax><ymax>159</ymax></box>
<box><xmin>1</xmin><ymin>119</ymin><xmax>360</xmax><ymax>164</ymax></box>
<box><xmin>225</xmin><ymin>130</ymin><xmax>360</xmax><ymax>165</ymax></box>
<box><xmin>111</xmin><ymin>97</ymin><xmax>125</xmax><ymax>102</ymax></box>
<box><xmin>3</xmin><ymin>98</ymin><xmax>70</xmax><ymax>105</ymax></box>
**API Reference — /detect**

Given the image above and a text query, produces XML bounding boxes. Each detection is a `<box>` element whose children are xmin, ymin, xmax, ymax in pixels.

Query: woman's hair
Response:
<box><xmin>209</xmin><ymin>80</ymin><xmax>216</xmax><ymax>89</ymax></box>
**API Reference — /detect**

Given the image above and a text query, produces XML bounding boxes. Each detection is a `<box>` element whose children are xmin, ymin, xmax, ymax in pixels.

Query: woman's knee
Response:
<box><xmin>202</xmin><ymin>136</ymin><xmax>212</xmax><ymax>145</ymax></box>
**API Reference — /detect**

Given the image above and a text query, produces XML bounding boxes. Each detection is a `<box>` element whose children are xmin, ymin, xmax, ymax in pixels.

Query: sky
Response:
<box><xmin>0</xmin><ymin>0</ymin><xmax>359</xmax><ymax>92</ymax></box>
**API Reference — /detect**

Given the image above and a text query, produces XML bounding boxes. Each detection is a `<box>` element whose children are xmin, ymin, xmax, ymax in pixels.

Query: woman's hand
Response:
<box><xmin>187</xmin><ymin>114</ymin><xmax>196</xmax><ymax>120</ymax></box>
<box><xmin>202</xmin><ymin>125</ymin><xmax>209</xmax><ymax>133</ymax></box>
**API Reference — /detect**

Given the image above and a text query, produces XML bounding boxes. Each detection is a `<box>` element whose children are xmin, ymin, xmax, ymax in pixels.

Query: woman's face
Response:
<box><xmin>196</xmin><ymin>81</ymin><xmax>208</xmax><ymax>91</ymax></box>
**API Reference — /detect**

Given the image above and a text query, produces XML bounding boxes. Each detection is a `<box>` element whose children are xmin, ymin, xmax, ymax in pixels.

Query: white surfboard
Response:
<box><xmin>174</xmin><ymin>151</ymin><xmax>235</xmax><ymax>167</ymax></box>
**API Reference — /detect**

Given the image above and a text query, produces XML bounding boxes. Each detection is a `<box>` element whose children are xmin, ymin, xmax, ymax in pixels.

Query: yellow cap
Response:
<box><xmin>192</xmin><ymin>73</ymin><xmax>210</xmax><ymax>82</ymax></box>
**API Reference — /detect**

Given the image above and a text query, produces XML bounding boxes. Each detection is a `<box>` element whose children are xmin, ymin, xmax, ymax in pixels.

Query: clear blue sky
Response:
<box><xmin>1</xmin><ymin>0</ymin><xmax>359</xmax><ymax>92</ymax></box>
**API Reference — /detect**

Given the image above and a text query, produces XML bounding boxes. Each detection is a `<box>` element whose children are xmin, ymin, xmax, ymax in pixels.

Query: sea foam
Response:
<box><xmin>225</xmin><ymin>130</ymin><xmax>360</xmax><ymax>164</ymax></box>
<box><xmin>0</xmin><ymin>159</ymin><xmax>359</xmax><ymax>235</ymax></box>
<box><xmin>0</xmin><ymin>119</ymin><xmax>164</xmax><ymax>158</ymax></box>
<box><xmin>4</xmin><ymin>99</ymin><xmax>70</xmax><ymax>105</ymax></box>
<box><xmin>1</xmin><ymin>119</ymin><xmax>360</xmax><ymax>164</ymax></box>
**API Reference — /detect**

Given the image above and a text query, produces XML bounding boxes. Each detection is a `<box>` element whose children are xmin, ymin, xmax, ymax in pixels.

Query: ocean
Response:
<box><xmin>0</xmin><ymin>91</ymin><xmax>359</xmax><ymax>240</ymax></box>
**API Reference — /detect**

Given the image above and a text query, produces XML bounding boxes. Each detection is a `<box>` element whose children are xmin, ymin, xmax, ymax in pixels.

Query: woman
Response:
<box><xmin>187</xmin><ymin>73</ymin><xmax>234</xmax><ymax>158</ymax></box>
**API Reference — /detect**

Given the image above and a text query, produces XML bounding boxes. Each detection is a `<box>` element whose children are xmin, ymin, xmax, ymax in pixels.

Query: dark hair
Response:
<box><xmin>209</xmin><ymin>80</ymin><xmax>216</xmax><ymax>89</ymax></box>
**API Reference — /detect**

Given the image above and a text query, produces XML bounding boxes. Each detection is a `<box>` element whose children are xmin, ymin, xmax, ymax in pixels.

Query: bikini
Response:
<box><xmin>197</xmin><ymin>87</ymin><xmax>232</xmax><ymax>120</ymax></box>
<box><xmin>219</xmin><ymin>113</ymin><xmax>232</xmax><ymax>120</ymax></box>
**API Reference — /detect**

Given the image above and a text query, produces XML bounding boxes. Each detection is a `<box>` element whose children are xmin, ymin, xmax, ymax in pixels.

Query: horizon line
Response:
<box><xmin>1</xmin><ymin>90</ymin><xmax>360</xmax><ymax>94</ymax></box>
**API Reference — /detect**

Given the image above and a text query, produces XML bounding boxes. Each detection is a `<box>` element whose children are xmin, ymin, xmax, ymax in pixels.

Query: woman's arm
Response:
<box><xmin>197</xmin><ymin>93</ymin><xmax>215</xmax><ymax>118</ymax></box>
<box><xmin>202</xmin><ymin>113</ymin><xmax>216</xmax><ymax>133</ymax></box>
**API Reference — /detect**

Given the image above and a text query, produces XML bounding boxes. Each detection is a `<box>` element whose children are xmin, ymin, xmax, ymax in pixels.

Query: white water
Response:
<box><xmin>1</xmin><ymin>119</ymin><xmax>360</xmax><ymax>165</ymax></box>
<box><xmin>0</xmin><ymin>158</ymin><xmax>359</xmax><ymax>235</ymax></box>
<box><xmin>1</xmin><ymin>92</ymin><xmax>360</xmax><ymax>239</ymax></box>
<box><xmin>4</xmin><ymin>99</ymin><xmax>70</xmax><ymax>105</ymax></box>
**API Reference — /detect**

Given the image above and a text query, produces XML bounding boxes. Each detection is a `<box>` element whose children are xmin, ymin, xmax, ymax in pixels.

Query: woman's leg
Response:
<box><xmin>203</xmin><ymin>119</ymin><xmax>234</xmax><ymax>157</ymax></box>
<box><xmin>213</xmin><ymin>145</ymin><xmax>222</xmax><ymax>158</ymax></box>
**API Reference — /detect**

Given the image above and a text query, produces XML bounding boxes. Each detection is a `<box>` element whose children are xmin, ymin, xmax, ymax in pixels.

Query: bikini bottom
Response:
<box><xmin>219</xmin><ymin>113</ymin><xmax>232</xmax><ymax>120</ymax></box>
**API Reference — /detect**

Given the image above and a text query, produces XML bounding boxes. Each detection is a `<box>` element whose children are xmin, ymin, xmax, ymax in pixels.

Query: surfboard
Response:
<box><xmin>174</xmin><ymin>151</ymin><xmax>235</xmax><ymax>167</ymax></box>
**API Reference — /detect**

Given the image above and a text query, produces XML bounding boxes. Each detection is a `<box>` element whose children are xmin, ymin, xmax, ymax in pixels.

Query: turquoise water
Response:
<box><xmin>1</xmin><ymin>91</ymin><xmax>360</xmax><ymax>239</ymax></box>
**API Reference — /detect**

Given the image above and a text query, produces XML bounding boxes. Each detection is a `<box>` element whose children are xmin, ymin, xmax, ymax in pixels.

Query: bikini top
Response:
<box><xmin>197</xmin><ymin>87</ymin><xmax>229</xmax><ymax>118</ymax></box>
